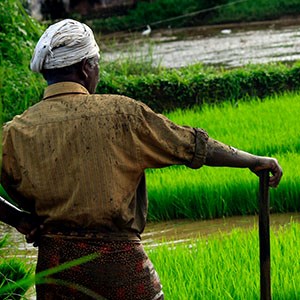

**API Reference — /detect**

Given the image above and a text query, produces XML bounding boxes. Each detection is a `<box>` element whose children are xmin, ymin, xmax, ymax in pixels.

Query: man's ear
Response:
<box><xmin>80</xmin><ymin>58</ymin><xmax>90</xmax><ymax>80</ymax></box>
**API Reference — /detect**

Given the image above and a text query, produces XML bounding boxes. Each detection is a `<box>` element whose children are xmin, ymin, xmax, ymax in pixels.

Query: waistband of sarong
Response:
<box><xmin>41</xmin><ymin>226</ymin><xmax>141</xmax><ymax>242</ymax></box>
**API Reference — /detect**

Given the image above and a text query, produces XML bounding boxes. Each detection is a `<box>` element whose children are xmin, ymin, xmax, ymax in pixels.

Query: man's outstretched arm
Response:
<box><xmin>205</xmin><ymin>138</ymin><xmax>283</xmax><ymax>188</ymax></box>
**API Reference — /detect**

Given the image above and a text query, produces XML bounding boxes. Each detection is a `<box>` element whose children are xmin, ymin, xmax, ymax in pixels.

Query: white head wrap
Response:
<box><xmin>30</xmin><ymin>19</ymin><xmax>100</xmax><ymax>73</ymax></box>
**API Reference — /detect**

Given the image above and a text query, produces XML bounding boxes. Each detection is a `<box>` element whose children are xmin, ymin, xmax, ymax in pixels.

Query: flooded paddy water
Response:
<box><xmin>1</xmin><ymin>212</ymin><xmax>299</xmax><ymax>256</ymax></box>
<box><xmin>101</xmin><ymin>18</ymin><xmax>300</xmax><ymax>68</ymax></box>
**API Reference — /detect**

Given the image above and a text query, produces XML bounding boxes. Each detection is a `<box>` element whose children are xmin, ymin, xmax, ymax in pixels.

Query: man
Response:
<box><xmin>1</xmin><ymin>19</ymin><xmax>282</xmax><ymax>300</ymax></box>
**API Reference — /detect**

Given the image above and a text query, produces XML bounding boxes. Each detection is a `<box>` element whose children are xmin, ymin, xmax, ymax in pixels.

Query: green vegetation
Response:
<box><xmin>146</xmin><ymin>93</ymin><xmax>300</xmax><ymax>221</ymax></box>
<box><xmin>0</xmin><ymin>259</ymin><xmax>32</xmax><ymax>299</ymax></box>
<box><xmin>0</xmin><ymin>235</ymin><xmax>33</xmax><ymax>299</ymax></box>
<box><xmin>90</xmin><ymin>0</ymin><xmax>300</xmax><ymax>34</ymax></box>
<box><xmin>165</xmin><ymin>93</ymin><xmax>299</xmax><ymax>155</ymax></box>
<box><xmin>148</xmin><ymin>221</ymin><xmax>299</xmax><ymax>299</ymax></box>
<box><xmin>213</xmin><ymin>0</ymin><xmax>300</xmax><ymax>24</ymax></box>
<box><xmin>0</xmin><ymin>0</ymin><xmax>45</xmax><ymax>123</ymax></box>
<box><xmin>98</xmin><ymin>61</ymin><xmax>300</xmax><ymax>113</ymax></box>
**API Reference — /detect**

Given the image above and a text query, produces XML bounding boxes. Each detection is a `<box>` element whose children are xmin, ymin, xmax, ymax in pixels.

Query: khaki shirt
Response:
<box><xmin>2</xmin><ymin>82</ymin><xmax>208</xmax><ymax>238</ymax></box>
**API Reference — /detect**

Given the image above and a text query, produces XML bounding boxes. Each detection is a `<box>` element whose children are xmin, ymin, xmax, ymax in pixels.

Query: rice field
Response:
<box><xmin>165</xmin><ymin>93</ymin><xmax>299</xmax><ymax>155</ymax></box>
<box><xmin>146</xmin><ymin>92</ymin><xmax>300</xmax><ymax>221</ymax></box>
<box><xmin>147</xmin><ymin>221</ymin><xmax>300</xmax><ymax>300</ymax></box>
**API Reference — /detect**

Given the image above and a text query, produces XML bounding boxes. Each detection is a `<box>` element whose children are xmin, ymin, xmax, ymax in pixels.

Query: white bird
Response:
<box><xmin>142</xmin><ymin>25</ymin><xmax>151</xmax><ymax>36</ymax></box>
<box><xmin>221</xmin><ymin>29</ymin><xmax>232</xmax><ymax>35</ymax></box>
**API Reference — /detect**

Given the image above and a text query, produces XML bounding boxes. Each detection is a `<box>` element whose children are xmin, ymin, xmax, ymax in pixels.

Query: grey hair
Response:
<box><xmin>87</xmin><ymin>56</ymin><xmax>99</xmax><ymax>68</ymax></box>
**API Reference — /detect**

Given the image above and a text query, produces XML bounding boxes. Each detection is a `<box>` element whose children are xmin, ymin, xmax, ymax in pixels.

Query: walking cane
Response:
<box><xmin>258</xmin><ymin>170</ymin><xmax>271</xmax><ymax>300</ymax></box>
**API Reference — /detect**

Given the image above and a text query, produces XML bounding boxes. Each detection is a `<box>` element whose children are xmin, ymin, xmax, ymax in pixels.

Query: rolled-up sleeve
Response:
<box><xmin>134</xmin><ymin>102</ymin><xmax>209</xmax><ymax>169</ymax></box>
<box><xmin>186</xmin><ymin>128</ymin><xmax>209</xmax><ymax>169</ymax></box>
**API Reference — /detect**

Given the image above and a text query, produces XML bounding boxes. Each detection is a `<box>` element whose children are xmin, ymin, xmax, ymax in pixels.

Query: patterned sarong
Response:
<box><xmin>36</xmin><ymin>235</ymin><xmax>164</xmax><ymax>300</ymax></box>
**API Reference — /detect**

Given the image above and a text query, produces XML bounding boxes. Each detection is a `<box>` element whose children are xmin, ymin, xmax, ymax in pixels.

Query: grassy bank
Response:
<box><xmin>90</xmin><ymin>0</ymin><xmax>300</xmax><ymax>34</ymax></box>
<box><xmin>148</xmin><ymin>221</ymin><xmax>299</xmax><ymax>299</ymax></box>
<box><xmin>146</xmin><ymin>92</ymin><xmax>300</xmax><ymax>221</ymax></box>
<box><xmin>0</xmin><ymin>0</ymin><xmax>45</xmax><ymax>122</ymax></box>
<box><xmin>98</xmin><ymin>61</ymin><xmax>300</xmax><ymax>116</ymax></box>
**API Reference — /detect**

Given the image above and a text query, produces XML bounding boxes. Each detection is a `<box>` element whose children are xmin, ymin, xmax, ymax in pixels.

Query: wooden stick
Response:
<box><xmin>259</xmin><ymin>170</ymin><xmax>271</xmax><ymax>300</ymax></box>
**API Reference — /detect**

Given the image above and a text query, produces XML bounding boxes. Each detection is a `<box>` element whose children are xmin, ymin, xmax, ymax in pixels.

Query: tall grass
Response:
<box><xmin>147</xmin><ymin>221</ymin><xmax>300</xmax><ymax>299</ymax></box>
<box><xmin>146</xmin><ymin>93</ymin><xmax>300</xmax><ymax>221</ymax></box>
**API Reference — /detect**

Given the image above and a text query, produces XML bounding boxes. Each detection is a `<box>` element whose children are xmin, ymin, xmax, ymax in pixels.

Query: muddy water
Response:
<box><xmin>142</xmin><ymin>212</ymin><xmax>300</xmax><ymax>247</ymax></box>
<box><xmin>1</xmin><ymin>212</ymin><xmax>299</xmax><ymax>256</ymax></box>
<box><xmin>102</xmin><ymin>19</ymin><xmax>300</xmax><ymax>68</ymax></box>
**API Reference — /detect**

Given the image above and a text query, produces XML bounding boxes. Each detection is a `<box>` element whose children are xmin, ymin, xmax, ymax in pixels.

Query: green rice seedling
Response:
<box><xmin>0</xmin><ymin>258</ymin><xmax>33</xmax><ymax>300</ymax></box>
<box><xmin>147</xmin><ymin>152</ymin><xmax>300</xmax><ymax>220</ymax></box>
<box><xmin>0</xmin><ymin>234</ymin><xmax>33</xmax><ymax>299</ymax></box>
<box><xmin>147</xmin><ymin>221</ymin><xmax>300</xmax><ymax>300</ymax></box>
<box><xmin>1</xmin><ymin>63</ymin><xmax>45</xmax><ymax>122</ymax></box>
<box><xmin>146</xmin><ymin>93</ymin><xmax>300</xmax><ymax>221</ymax></box>
<box><xmin>165</xmin><ymin>92</ymin><xmax>300</xmax><ymax>156</ymax></box>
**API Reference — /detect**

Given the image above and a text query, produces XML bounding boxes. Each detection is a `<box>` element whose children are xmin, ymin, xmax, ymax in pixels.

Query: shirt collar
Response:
<box><xmin>43</xmin><ymin>82</ymin><xmax>90</xmax><ymax>100</ymax></box>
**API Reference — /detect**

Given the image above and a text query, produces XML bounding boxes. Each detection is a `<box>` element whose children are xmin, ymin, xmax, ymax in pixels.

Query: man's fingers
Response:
<box><xmin>269</xmin><ymin>164</ymin><xmax>283</xmax><ymax>188</ymax></box>
<box><xmin>25</xmin><ymin>233</ymin><xmax>34</xmax><ymax>243</ymax></box>
<box><xmin>25</xmin><ymin>224</ymin><xmax>44</xmax><ymax>245</ymax></box>
<box><xmin>252</xmin><ymin>157</ymin><xmax>283</xmax><ymax>188</ymax></box>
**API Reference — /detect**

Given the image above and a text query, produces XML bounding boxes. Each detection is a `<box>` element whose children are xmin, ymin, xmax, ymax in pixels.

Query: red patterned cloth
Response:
<box><xmin>36</xmin><ymin>235</ymin><xmax>164</xmax><ymax>300</ymax></box>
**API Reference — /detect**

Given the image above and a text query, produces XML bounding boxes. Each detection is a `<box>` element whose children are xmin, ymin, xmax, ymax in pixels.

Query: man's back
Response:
<box><xmin>2</xmin><ymin>81</ymin><xmax>203</xmax><ymax>236</ymax></box>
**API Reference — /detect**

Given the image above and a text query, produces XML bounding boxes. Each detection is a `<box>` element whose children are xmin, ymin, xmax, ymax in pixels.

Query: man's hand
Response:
<box><xmin>0</xmin><ymin>196</ymin><xmax>43</xmax><ymax>246</ymax></box>
<box><xmin>250</xmin><ymin>157</ymin><xmax>283</xmax><ymax>188</ymax></box>
<box><xmin>16</xmin><ymin>211</ymin><xmax>43</xmax><ymax>246</ymax></box>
